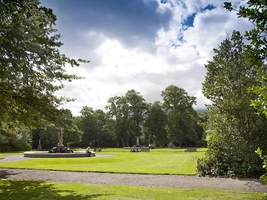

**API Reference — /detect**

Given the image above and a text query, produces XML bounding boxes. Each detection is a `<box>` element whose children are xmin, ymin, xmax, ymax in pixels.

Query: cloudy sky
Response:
<box><xmin>40</xmin><ymin>0</ymin><xmax>251</xmax><ymax>116</ymax></box>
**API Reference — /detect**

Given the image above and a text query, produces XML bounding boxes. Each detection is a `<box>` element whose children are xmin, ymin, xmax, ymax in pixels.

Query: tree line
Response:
<box><xmin>30</xmin><ymin>86</ymin><xmax>205</xmax><ymax>150</ymax></box>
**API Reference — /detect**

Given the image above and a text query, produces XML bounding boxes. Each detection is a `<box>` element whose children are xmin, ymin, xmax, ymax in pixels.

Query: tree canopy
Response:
<box><xmin>197</xmin><ymin>31</ymin><xmax>267</xmax><ymax>177</ymax></box>
<box><xmin>224</xmin><ymin>1</ymin><xmax>267</xmax><ymax>117</ymax></box>
<box><xmin>0</xmin><ymin>0</ymin><xmax>88</xmax><ymax>130</ymax></box>
<box><xmin>162</xmin><ymin>85</ymin><xmax>198</xmax><ymax>147</ymax></box>
<box><xmin>143</xmin><ymin>101</ymin><xmax>168</xmax><ymax>147</ymax></box>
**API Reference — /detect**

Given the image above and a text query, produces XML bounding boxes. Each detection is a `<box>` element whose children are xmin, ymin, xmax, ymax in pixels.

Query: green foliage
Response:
<box><xmin>198</xmin><ymin>31</ymin><xmax>267</xmax><ymax>177</ymax></box>
<box><xmin>143</xmin><ymin>101</ymin><xmax>168</xmax><ymax>147</ymax></box>
<box><xmin>92</xmin><ymin>109</ymin><xmax>116</xmax><ymax>147</ymax></box>
<box><xmin>74</xmin><ymin>106</ymin><xmax>116</xmax><ymax>147</ymax></box>
<box><xmin>31</xmin><ymin>109</ymin><xmax>82</xmax><ymax>149</ymax></box>
<box><xmin>106</xmin><ymin>96</ymin><xmax>133</xmax><ymax>146</ymax></box>
<box><xmin>197</xmin><ymin>107</ymin><xmax>265</xmax><ymax>177</ymax></box>
<box><xmin>224</xmin><ymin>1</ymin><xmax>267</xmax><ymax>117</ymax></box>
<box><xmin>105</xmin><ymin>91</ymin><xmax>147</xmax><ymax>147</ymax></box>
<box><xmin>39</xmin><ymin>127</ymin><xmax>58</xmax><ymax>149</ymax></box>
<box><xmin>0</xmin><ymin>125</ymin><xmax>31</xmax><ymax>151</ymax></box>
<box><xmin>0</xmin><ymin>0</ymin><xmax>89</xmax><ymax>129</ymax></box>
<box><xmin>161</xmin><ymin>85</ymin><xmax>198</xmax><ymax>147</ymax></box>
<box><xmin>74</xmin><ymin>106</ymin><xmax>98</xmax><ymax>147</ymax></box>
<box><xmin>224</xmin><ymin>1</ymin><xmax>266</xmax><ymax>58</ymax></box>
<box><xmin>256</xmin><ymin>148</ymin><xmax>267</xmax><ymax>199</ymax></box>
<box><xmin>125</xmin><ymin>89</ymin><xmax>148</xmax><ymax>138</ymax></box>
<box><xmin>249</xmin><ymin>66</ymin><xmax>267</xmax><ymax>116</ymax></box>
<box><xmin>256</xmin><ymin>148</ymin><xmax>267</xmax><ymax>185</ymax></box>
<box><xmin>72</xmin><ymin>86</ymin><xmax>203</xmax><ymax>148</ymax></box>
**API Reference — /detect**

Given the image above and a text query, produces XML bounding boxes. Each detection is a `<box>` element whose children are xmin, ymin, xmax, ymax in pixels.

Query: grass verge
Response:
<box><xmin>0</xmin><ymin>179</ymin><xmax>263</xmax><ymax>200</ymax></box>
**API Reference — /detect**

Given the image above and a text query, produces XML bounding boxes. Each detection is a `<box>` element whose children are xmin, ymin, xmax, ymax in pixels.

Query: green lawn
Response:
<box><xmin>0</xmin><ymin>148</ymin><xmax>264</xmax><ymax>199</ymax></box>
<box><xmin>0</xmin><ymin>179</ymin><xmax>263</xmax><ymax>200</ymax></box>
<box><xmin>0</xmin><ymin>148</ymin><xmax>206</xmax><ymax>175</ymax></box>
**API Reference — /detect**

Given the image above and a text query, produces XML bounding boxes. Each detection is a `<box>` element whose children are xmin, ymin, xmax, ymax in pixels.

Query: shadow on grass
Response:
<box><xmin>0</xmin><ymin>170</ymin><xmax>111</xmax><ymax>200</ymax></box>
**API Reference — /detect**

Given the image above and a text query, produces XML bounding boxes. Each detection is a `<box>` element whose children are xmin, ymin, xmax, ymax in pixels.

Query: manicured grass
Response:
<box><xmin>0</xmin><ymin>148</ymin><xmax>205</xmax><ymax>175</ymax></box>
<box><xmin>0</xmin><ymin>179</ymin><xmax>263</xmax><ymax>200</ymax></box>
<box><xmin>0</xmin><ymin>148</ymin><xmax>264</xmax><ymax>199</ymax></box>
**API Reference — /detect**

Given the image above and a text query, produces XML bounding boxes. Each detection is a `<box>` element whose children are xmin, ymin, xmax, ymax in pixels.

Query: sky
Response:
<box><xmin>40</xmin><ymin>0</ymin><xmax>252</xmax><ymax>116</ymax></box>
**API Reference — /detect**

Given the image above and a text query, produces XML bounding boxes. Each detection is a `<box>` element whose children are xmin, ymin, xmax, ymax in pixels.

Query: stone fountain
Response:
<box><xmin>48</xmin><ymin>127</ymin><xmax>73</xmax><ymax>153</ymax></box>
<box><xmin>24</xmin><ymin>127</ymin><xmax>96</xmax><ymax>158</ymax></box>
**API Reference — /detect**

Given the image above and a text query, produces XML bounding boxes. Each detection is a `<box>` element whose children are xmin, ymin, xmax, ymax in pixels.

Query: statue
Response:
<box><xmin>136</xmin><ymin>136</ymin><xmax>140</xmax><ymax>146</ymax></box>
<box><xmin>48</xmin><ymin>126</ymin><xmax>73</xmax><ymax>153</ymax></box>
<box><xmin>56</xmin><ymin>127</ymin><xmax>64</xmax><ymax>147</ymax></box>
<box><xmin>37</xmin><ymin>139</ymin><xmax>42</xmax><ymax>150</ymax></box>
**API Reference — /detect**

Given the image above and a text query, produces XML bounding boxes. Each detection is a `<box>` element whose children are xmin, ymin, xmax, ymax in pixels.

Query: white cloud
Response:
<box><xmin>44</xmin><ymin>0</ymin><xmax>253</xmax><ymax>116</ymax></box>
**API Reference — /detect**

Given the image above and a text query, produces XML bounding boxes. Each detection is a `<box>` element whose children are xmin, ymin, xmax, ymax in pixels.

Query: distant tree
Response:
<box><xmin>38</xmin><ymin>127</ymin><xmax>58</xmax><ymax>149</ymax></box>
<box><xmin>161</xmin><ymin>85</ymin><xmax>198</xmax><ymax>147</ymax></box>
<box><xmin>105</xmin><ymin>96</ymin><xmax>134</xmax><ymax>147</ymax></box>
<box><xmin>0</xmin><ymin>0</ymin><xmax>89</xmax><ymax>130</ymax></box>
<box><xmin>74</xmin><ymin>106</ymin><xmax>97</xmax><ymax>147</ymax></box>
<box><xmin>197</xmin><ymin>31</ymin><xmax>267</xmax><ymax>177</ymax></box>
<box><xmin>143</xmin><ymin>101</ymin><xmax>168</xmax><ymax>147</ymax></box>
<box><xmin>92</xmin><ymin>109</ymin><xmax>116</xmax><ymax>147</ymax></box>
<box><xmin>32</xmin><ymin>109</ymin><xmax>82</xmax><ymax>149</ymax></box>
<box><xmin>61</xmin><ymin>125</ymin><xmax>82</xmax><ymax>147</ymax></box>
<box><xmin>125</xmin><ymin>90</ymin><xmax>148</xmax><ymax>145</ymax></box>
<box><xmin>195</xmin><ymin>111</ymin><xmax>207</xmax><ymax>147</ymax></box>
<box><xmin>101</xmin><ymin>118</ymin><xmax>117</xmax><ymax>147</ymax></box>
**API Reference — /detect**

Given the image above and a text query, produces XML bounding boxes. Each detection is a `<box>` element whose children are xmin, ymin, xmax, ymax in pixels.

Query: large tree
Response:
<box><xmin>143</xmin><ymin>101</ymin><xmax>168</xmax><ymax>147</ymax></box>
<box><xmin>105</xmin><ymin>96</ymin><xmax>134</xmax><ymax>147</ymax></box>
<box><xmin>224</xmin><ymin>1</ymin><xmax>267</xmax><ymax>116</ymax></box>
<box><xmin>161</xmin><ymin>85</ymin><xmax>198</xmax><ymax>147</ymax></box>
<box><xmin>92</xmin><ymin>109</ymin><xmax>115</xmax><ymax>148</ymax></box>
<box><xmin>197</xmin><ymin>31</ymin><xmax>267</xmax><ymax>177</ymax></box>
<box><xmin>125</xmin><ymin>89</ymin><xmax>148</xmax><ymax>144</ymax></box>
<box><xmin>74</xmin><ymin>106</ymin><xmax>97</xmax><ymax>147</ymax></box>
<box><xmin>0</xmin><ymin>0</ymin><xmax>88</xmax><ymax>130</ymax></box>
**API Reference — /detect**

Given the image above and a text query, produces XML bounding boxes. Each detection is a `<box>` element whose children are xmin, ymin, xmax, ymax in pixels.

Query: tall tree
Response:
<box><xmin>92</xmin><ymin>109</ymin><xmax>114</xmax><ymax>147</ymax></box>
<box><xmin>224</xmin><ymin>1</ymin><xmax>267</xmax><ymax>116</ymax></box>
<box><xmin>74</xmin><ymin>106</ymin><xmax>97</xmax><ymax>147</ymax></box>
<box><xmin>198</xmin><ymin>31</ymin><xmax>267</xmax><ymax>177</ymax></box>
<box><xmin>161</xmin><ymin>85</ymin><xmax>198</xmax><ymax>147</ymax></box>
<box><xmin>143</xmin><ymin>101</ymin><xmax>168</xmax><ymax>147</ymax></box>
<box><xmin>125</xmin><ymin>90</ymin><xmax>148</xmax><ymax>144</ymax></box>
<box><xmin>105</xmin><ymin>96</ymin><xmax>134</xmax><ymax>147</ymax></box>
<box><xmin>0</xmin><ymin>0</ymin><xmax>88</xmax><ymax>130</ymax></box>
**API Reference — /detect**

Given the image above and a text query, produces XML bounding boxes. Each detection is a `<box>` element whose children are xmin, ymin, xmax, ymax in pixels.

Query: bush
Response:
<box><xmin>197</xmin><ymin>136</ymin><xmax>264</xmax><ymax>178</ymax></box>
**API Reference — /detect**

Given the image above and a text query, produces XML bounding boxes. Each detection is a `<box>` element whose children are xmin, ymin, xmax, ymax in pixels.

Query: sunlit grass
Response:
<box><xmin>0</xmin><ymin>148</ymin><xmax>264</xmax><ymax>199</ymax></box>
<box><xmin>0</xmin><ymin>148</ymin><xmax>205</xmax><ymax>175</ymax></box>
<box><xmin>0</xmin><ymin>179</ymin><xmax>263</xmax><ymax>200</ymax></box>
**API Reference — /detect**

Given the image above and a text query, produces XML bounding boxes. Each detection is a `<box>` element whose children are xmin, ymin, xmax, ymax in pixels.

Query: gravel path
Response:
<box><xmin>0</xmin><ymin>155</ymin><xmax>266</xmax><ymax>192</ymax></box>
